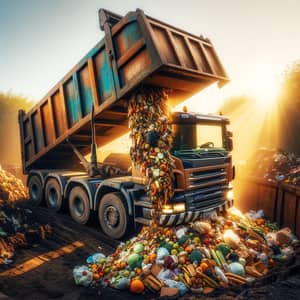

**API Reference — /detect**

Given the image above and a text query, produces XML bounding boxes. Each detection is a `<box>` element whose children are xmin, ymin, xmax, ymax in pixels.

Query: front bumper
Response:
<box><xmin>159</xmin><ymin>199</ymin><xmax>234</xmax><ymax>226</ymax></box>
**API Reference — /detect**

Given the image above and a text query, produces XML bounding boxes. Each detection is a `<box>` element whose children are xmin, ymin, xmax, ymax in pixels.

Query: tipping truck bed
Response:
<box><xmin>19</xmin><ymin>9</ymin><xmax>229</xmax><ymax>173</ymax></box>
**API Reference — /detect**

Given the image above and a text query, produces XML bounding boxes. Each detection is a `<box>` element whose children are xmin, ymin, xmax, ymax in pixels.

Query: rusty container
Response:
<box><xmin>18</xmin><ymin>9</ymin><xmax>229</xmax><ymax>173</ymax></box>
<box><xmin>237</xmin><ymin>176</ymin><xmax>300</xmax><ymax>238</ymax></box>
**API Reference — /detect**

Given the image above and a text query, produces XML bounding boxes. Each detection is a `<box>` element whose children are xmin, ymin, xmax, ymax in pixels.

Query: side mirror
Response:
<box><xmin>226</xmin><ymin>131</ymin><xmax>233</xmax><ymax>151</ymax></box>
<box><xmin>227</xmin><ymin>130</ymin><xmax>233</xmax><ymax>137</ymax></box>
<box><xmin>227</xmin><ymin>137</ymin><xmax>233</xmax><ymax>152</ymax></box>
<box><xmin>146</xmin><ymin>130</ymin><xmax>159</xmax><ymax>147</ymax></box>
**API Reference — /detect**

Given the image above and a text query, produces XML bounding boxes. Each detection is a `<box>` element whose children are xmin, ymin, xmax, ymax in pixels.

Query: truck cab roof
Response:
<box><xmin>171</xmin><ymin>111</ymin><xmax>230</xmax><ymax>124</ymax></box>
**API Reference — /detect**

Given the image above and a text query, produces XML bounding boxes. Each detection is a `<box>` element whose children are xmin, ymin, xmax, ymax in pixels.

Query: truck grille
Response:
<box><xmin>184</xmin><ymin>164</ymin><xmax>229</xmax><ymax>210</ymax></box>
<box><xmin>179</xmin><ymin>151</ymin><xmax>225</xmax><ymax>160</ymax></box>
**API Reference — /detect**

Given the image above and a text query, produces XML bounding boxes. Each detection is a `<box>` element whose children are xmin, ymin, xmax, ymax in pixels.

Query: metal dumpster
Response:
<box><xmin>236</xmin><ymin>176</ymin><xmax>300</xmax><ymax>238</ymax></box>
<box><xmin>18</xmin><ymin>8</ymin><xmax>229</xmax><ymax>173</ymax></box>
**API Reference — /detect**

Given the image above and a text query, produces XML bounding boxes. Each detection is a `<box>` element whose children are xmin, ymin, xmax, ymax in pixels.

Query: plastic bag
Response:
<box><xmin>111</xmin><ymin>277</ymin><xmax>130</xmax><ymax>290</ymax></box>
<box><xmin>73</xmin><ymin>265</ymin><xmax>93</xmax><ymax>287</ymax></box>
<box><xmin>247</xmin><ymin>210</ymin><xmax>264</xmax><ymax>220</ymax></box>
<box><xmin>164</xmin><ymin>279</ymin><xmax>188</xmax><ymax>296</ymax></box>
<box><xmin>157</xmin><ymin>269</ymin><xmax>175</xmax><ymax>281</ymax></box>
<box><xmin>86</xmin><ymin>253</ymin><xmax>105</xmax><ymax>264</ymax></box>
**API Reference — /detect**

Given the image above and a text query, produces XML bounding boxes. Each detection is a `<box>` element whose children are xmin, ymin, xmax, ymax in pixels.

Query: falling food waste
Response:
<box><xmin>128</xmin><ymin>87</ymin><xmax>174</xmax><ymax>225</ymax></box>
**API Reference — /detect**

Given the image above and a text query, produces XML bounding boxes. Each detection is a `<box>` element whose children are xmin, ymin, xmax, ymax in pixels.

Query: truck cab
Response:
<box><xmin>132</xmin><ymin>110</ymin><xmax>234</xmax><ymax>228</ymax></box>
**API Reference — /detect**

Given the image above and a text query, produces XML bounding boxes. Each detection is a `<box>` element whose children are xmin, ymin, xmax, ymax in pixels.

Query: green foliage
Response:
<box><xmin>0</xmin><ymin>91</ymin><xmax>33</xmax><ymax>165</ymax></box>
<box><xmin>279</xmin><ymin>60</ymin><xmax>300</xmax><ymax>112</ymax></box>
<box><xmin>275</xmin><ymin>60</ymin><xmax>300</xmax><ymax>155</ymax></box>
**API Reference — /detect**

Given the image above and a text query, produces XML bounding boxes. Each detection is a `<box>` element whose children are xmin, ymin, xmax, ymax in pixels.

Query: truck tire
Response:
<box><xmin>28</xmin><ymin>175</ymin><xmax>43</xmax><ymax>206</ymax></box>
<box><xmin>45</xmin><ymin>178</ymin><xmax>62</xmax><ymax>211</ymax></box>
<box><xmin>98</xmin><ymin>192</ymin><xmax>129</xmax><ymax>239</ymax></box>
<box><xmin>68</xmin><ymin>186</ymin><xmax>90</xmax><ymax>224</ymax></box>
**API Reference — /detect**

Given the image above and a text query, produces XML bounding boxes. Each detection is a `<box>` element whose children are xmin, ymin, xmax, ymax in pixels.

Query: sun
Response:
<box><xmin>251</xmin><ymin>74</ymin><xmax>281</xmax><ymax>108</ymax></box>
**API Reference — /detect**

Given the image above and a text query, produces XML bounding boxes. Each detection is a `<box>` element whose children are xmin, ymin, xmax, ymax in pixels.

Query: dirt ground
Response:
<box><xmin>0</xmin><ymin>207</ymin><xmax>300</xmax><ymax>300</ymax></box>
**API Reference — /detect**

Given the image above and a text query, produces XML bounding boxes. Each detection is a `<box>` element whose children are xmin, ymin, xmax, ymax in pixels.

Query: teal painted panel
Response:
<box><xmin>78</xmin><ymin>65</ymin><xmax>93</xmax><ymax>116</ymax></box>
<box><xmin>114</xmin><ymin>21</ymin><xmax>142</xmax><ymax>59</ymax></box>
<box><xmin>64</xmin><ymin>78</ymin><xmax>81</xmax><ymax>127</ymax></box>
<box><xmin>94</xmin><ymin>49</ymin><xmax>114</xmax><ymax>102</ymax></box>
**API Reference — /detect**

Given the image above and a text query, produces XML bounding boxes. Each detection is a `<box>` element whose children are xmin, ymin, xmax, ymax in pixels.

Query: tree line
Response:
<box><xmin>0</xmin><ymin>92</ymin><xmax>33</xmax><ymax>166</ymax></box>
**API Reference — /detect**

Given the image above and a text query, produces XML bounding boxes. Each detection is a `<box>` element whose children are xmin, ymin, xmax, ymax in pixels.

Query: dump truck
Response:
<box><xmin>18</xmin><ymin>9</ymin><xmax>234</xmax><ymax>238</ymax></box>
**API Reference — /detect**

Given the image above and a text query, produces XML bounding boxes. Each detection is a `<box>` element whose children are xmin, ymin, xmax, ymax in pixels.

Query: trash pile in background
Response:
<box><xmin>0</xmin><ymin>165</ymin><xmax>28</xmax><ymax>202</ymax></box>
<box><xmin>128</xmin><ymin>87</ymin><xmax>174</xmax><ymax>224</ymax></box>
<box><xmin>247</xmin><ymin>148</ymin><xmax>300</xmax><ymax>184</ymax></box>
<box><xmin>73</xmin><ymin>207</ymin><xmax>299</xmax><ymax>296</ymax></box>
<box><xmin>0</xmin><ymin>166</ymin><xmax>52</xmax><ymax>264</ymax></box>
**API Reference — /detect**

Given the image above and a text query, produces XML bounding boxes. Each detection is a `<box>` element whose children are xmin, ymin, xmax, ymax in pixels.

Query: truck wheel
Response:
<box><xmin>98</xmin><ymin>192</ymin><xmax>129</xmax><ymax>239</ymax></box>
<box><xmin>68</xmin><ymin>186</ymin><xmax>90</xmax><ymax>224</ymax></box>
<box><xmin>28</xmin><ymin>175</ymin><xmax>43</xmax><ymax>206</ymax></box>
<box><xmin>45</xmin><ymin>178</ymin><xmax>62</xmax><ymax>211</ymax></box>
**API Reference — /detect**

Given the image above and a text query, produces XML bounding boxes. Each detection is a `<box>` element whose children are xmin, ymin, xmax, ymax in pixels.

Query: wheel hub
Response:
<box><xmin>31</xmin><ymin>184</ymin><xmax>38</xmax><ymax>199</ymax></box>
<box><xmin>48</xmin><ymin>187</ymin><xmax>58</xmax><ymax>207</ymax></box>
<box><xmin>74</xmin><ymin>197</ymin><xmax>84</xmax><ymax>216</ymax></box>
<box><xmin>104</xmin><ymin>206</ymin><xmax>120</xmax><ymax>227</ymax></box>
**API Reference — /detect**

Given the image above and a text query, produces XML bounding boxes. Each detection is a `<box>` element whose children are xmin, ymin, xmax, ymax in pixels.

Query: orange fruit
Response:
<box><xmin>149</xmin><ymin>253</ymin><xmax>157</xmax><ymax>263</ymax></box>
<box><xmin>135</xmin><ymin>268</ymin><xmax>142</xmax><ymax>275</ymax></box>
<box><xmin>200</xmin><ymin>262</ymin><xmax>209</xmax><ymax>272</ymax></box>
<box><xmin>185</xmin><ymin>246</ymin><xmax>193</xmax><ymax>253</ymax></box>
<box><xmin>119</xmin><ymin>261</ymin><xmax>127</xmax><ymax>269</ymax></box>
<box><xmin>256</xmin><ymin>218</ymin><xmax>265</xmax><ymax>225</ymax></box>
<box><xmin>130</xmin><ymin>279</ymin><xmax>144</xmax><ymax>294</ymax></box>
<box><xmin>91</xmin><ymin>264</ymin><xmax>98</xmax><ymax>272</ymax></box>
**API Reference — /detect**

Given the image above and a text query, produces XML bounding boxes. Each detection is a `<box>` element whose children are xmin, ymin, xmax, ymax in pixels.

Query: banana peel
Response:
<box><xmin>182</xmin><ymin>272</ymin><xmax>192</xmax><ymax>286</ymax></box>
<box><xmin>144</xmin><ymin>274</ymin><xmax>164</xmax><ymax>292</ymax></box>
<box><xmin>225</xmin><ymin>272</ymin><xmax>247</xmax><ymax>285</ymax></box>
<box><xmin>196</xmin><ymin>270</ymin><xmax>219</xmax><ymax>288</ymax></box>
<box><xmin>182</xmin><ymin>264</ymin><xmax>197</xmax><ymax>277</ymax></box>
<box><xmin>245</xmin><ymin>265</ymin><xmax>263</xmax><ymax>277</ymax></box>
<box><xmin>181</xmin><ymin>264</ymin><xmax>197</xmax><ymax>287</ymax></box>
<box><xmin>248</xmin><ymin>228</ymin><xmax>265</xmax><ymax>243</ymax></box>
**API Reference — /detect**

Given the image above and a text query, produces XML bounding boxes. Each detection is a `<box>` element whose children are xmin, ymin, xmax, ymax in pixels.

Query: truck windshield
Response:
<box><xmin>172</xmin><ymin>123</ymin><xmax>224</xmax><ymax>151</ymax></box>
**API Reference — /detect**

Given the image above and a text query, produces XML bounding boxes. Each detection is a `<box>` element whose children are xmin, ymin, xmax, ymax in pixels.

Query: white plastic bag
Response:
<box><xmin>73</xmin><ymin>265</ymin><xmax>93</xmax><ymax>287</ymax></box>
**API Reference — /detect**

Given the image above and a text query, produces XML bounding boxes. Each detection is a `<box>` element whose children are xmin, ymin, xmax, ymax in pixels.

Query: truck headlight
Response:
<box><xmin>226</xmin><ymin>190</ymin><xmax>234</xmax><ymax>200</ymax></box>
<box><xmin>162</xmin><ymin>205</ymin><xmax>173</xmax><ymax>214</ymax></box>
<box><xmin>161</xmin><ymin>203</ymin><xmax>186</xmax><ymax>214</ymax></box>
<box><xmin>173</xmin><ymin>203</ymin><xmax>186</xmax><ymax>212</ymax></box>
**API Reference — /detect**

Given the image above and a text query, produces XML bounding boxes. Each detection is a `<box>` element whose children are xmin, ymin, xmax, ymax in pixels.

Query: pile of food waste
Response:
<box><xmin>0</xmin><ymin>166</ymin><xmax>52</xmax><ymax>264</ymax></box>
<box><xmin>247</xmin><ymin>148</ymin><xmax>300</xmax><ymax>184</ymax></box>
<box><xmin>73</xmin><ymin>207</ymin><xmax>299</xmax><ymax>297</ymax></box>
<box><xmin>0</xmin><ymin>165</ymin><xmax>28</xmax><ymax>202</ymax></box>
<box><xmin>0</xmin><ymin>204</ymin><xmax>52</xmax><ymax>265</ymax></box>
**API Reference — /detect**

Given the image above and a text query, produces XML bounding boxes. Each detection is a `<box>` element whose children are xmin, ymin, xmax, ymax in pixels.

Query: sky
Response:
<box><xmin>1</xmin><ymin>0</ymin><xmax>300</xmax><ymax>113</ymax></box>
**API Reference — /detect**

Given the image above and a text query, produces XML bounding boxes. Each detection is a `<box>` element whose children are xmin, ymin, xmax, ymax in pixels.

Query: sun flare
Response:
<box><xmin>251</xmin><ymin>75</ymin><xmax>281</xmax><ymax>108</ymax></box>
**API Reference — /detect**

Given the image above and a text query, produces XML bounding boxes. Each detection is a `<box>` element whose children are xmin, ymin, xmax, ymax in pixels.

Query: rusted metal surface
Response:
<box><xmin>237</xmin><ymin>176</ymin><xmax>300</xmax><ymax>238</ymax></box>
<box><xmin>19</xmin><ymin>9</ymin><xmax>229</xmax><ymax>173</ymax></box>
